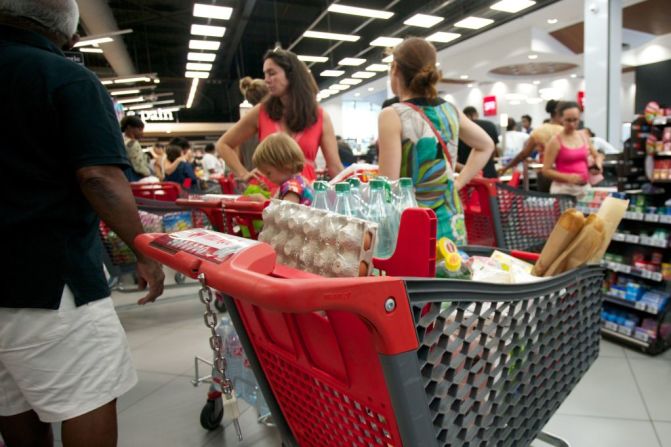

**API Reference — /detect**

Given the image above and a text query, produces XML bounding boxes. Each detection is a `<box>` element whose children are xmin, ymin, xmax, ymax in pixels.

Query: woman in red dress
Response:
<box><xmin>216</xmin><ymin>48</ymin><xmax>343</xmax><ymax>182</ymax></box>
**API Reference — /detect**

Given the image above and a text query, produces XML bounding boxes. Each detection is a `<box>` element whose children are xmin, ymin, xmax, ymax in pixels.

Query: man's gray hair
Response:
<box><xmin>0</xmin><ymin>0</ymin><xmax>79</xmax><ymax>37</ymax></box>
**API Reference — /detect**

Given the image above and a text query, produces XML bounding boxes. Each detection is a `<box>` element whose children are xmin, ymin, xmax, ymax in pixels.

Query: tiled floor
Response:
<box><xmin>7</xmin><ymin>284</ymin><xmax>671</xmax><ymax>447</ymax></box>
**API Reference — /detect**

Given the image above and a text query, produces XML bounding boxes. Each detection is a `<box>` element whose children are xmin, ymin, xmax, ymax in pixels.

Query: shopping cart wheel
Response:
<box><xmin>174</xmin><ymin>272</ymin><xmax>186</xmax><ymax>284</ymax></box>
<box><xmin>199</xmin><ymin>398</ymin><xmax>224</xmax><ymax>430</ymax></box>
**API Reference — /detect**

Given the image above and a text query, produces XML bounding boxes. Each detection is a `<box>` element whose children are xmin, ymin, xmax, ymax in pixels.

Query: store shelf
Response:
<box><xmin>611</xmin><ymin>232</ymin><xmax>669</xmax><ymax>248</ymax></box>
<box><xmin>622</xmin><ymin>211</ymin><xmax>671</xmax><ymax>224</ymax></box>
<box><xmin>652</xmin><ymin>117</ymin><xmax>671</xmax><ymax>126</ymax></box>
<box><xmin>601</xmin><ymin>261</ymin><xmax>664</xmax><ymax>282</ymax></box>
<box><xmin>601</xmin><ymin>325</ymin><xmax>652</xmax><ymax>348</ymax></box>
<box><xmin>603</xmin><ymin>293</ymin><xmax>661</xmax><ymax>315</ymax></box>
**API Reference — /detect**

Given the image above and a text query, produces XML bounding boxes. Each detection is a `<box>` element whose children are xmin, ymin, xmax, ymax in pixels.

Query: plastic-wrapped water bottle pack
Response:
<box><xmin>258</xmin><ymin>200</ymin><xmax>377</xmax><ymax>277</ymax></box>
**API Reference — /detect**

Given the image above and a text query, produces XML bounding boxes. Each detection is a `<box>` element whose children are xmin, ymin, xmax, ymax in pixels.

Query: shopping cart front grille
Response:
<box><xmin>408</xmin><ymin>270</ymin><xmax>602</xmax><ymax>446</ymax></box>
<box><xmin>257</xmin><ymin>345</ymin><xmax>398</xmax><ymax>447</ymax></box>
<box><xmin>495</xmin><ymin>184</ymin><xmax>576</xmax><ymax>252</ymax></box>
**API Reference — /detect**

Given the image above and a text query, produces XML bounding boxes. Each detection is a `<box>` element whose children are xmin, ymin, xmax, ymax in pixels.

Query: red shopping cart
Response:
<box><xmin>130</xmin><ymin>181</ymin><xmax>184</xmax><ymax>201</ymax></box>
<box><xmin>460</xmin><ymin>177</ymin><xmax>576</xmax><ymax>252</ymax></box>
<box><xmin>136</xmin><ymin>208</ymin><xmax>604</xmax><ymax>447</ymax></box>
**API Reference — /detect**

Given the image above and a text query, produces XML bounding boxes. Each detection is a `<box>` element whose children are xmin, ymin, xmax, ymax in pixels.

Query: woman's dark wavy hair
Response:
<box><xmin>262</xmin><ymin>48</ymin><xmax>319</xmax><ymax>133</ymax></box>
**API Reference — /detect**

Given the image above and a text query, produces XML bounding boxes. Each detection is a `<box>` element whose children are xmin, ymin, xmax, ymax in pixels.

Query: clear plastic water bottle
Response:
<box><xmin>333</xmin><ymin>182</ymin><xmax>353</xmax><ymax>216</ymax></box>
<box><xmin>390</xmin><ymin>177</ymin><xmax>418</xmax><ymax>251</ymax></box>
<box><xmin>312</xmin><ymin>180</ymin><xmax>330</xmax><ymax>210</ymax></box>
<box><xmin>347</xmin><ymin>178</ymin><xmax>365</xmax><ymax>219</ymax></box>
<box><xmin>368</xmin><ymin>179</ymin><xmax>394</xmax><ymax>258</ymax></box>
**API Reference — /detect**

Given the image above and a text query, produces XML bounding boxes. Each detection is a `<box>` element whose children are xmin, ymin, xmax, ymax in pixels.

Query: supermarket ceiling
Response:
<box><xmin>81</xmin><ymin>0</ymin><xmax>561</xmax><ymax>122</ymax></box>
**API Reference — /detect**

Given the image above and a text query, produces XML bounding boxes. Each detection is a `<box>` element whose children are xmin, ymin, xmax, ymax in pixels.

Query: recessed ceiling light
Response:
<box><xmin>352</xmin><ymin>71</ymin><xmax>376</xmax><ymax>79</ymax></box>
<box><xmin>189</xmin><ymin>40</ymin><xmax>220</xmax><ymax>51</ymax></box>
<box><xmin>366</xmin><ymin>64</ymin><xmax>389</xmax><ymax>72</ymax></box>
<box><xmin>186</xmin><ymin>62</ymin><xmax>212</xmax><ymax>71</ymax></box>
<box><xmin>153</xmin><ymin>79</ymin><xmax>160</xmax><ymax>84</ymax></box>
<box><xmin>533</xmin><ymin>80</ymin><xmax>541</xmax><ymax>85</ymax></box>
<box><xmin>327</xmin><ymin>4</ymin><xmax>393</xmax><ymax>19</ymax></box>
<box><xmin>193</xmin><ymin>3</ymin><xmax>233</xmax><ymax>20</ymax></box>
<box><xmin>382</xmin><ymin>54</ymin><xmax>393</xmax><ymax>63</ymax></box>
<box><xmin>331</xmin><ymin>84</ymin><xmax>350</xmax><ymax>91</ymax></box>
<box><xmin>297</xmin><ymin>55</ymin><xmax>329</xmax><ymax>63</ymax></box>
<box><xmin>339</xmin><ymin>57</ymin><xmax>367</xmax><ymax>66</ymax></box>
<box><xmin>186</xmin><ymin>78</ymin><xmax>200</xmax><ymax>109</ymax></box>
<box><xmin>101</xmin><ymin>80</ymin><xmax>114</xmax><ymax>85</ymax></box>
<box><xmin>321</xmin><ymin>70</ymin><xmax>346</xmax><ymax>77</ymax></box>
<box><xmin>368</xmin><ymin>87</ymin><xmax>374</xmax><ymax>91</ymax></box>
<box><xmin>79</xmin><ymin>47</ymin><xmax>103</xmax><ymax>53</ymax></box>
<box><xmin>191</xmin><ymin>24</ymin><xmax>226</xmax><ymax>38</ymax></box>
<box><xmin>547</xmin><ymin>18</ymin><xmax>558</xmax><ymax>24</ymax></box>
<box><xmin>304</xmin><ymin>30</ymin><xmax>360</xmax><ymax>42</ymax></box>
<box><xmin>528</xmin><ymin>54</ymin><xmax>538</xmax><ymax>60</ymax></box>
<box><xmin>436</xmin><ymin>62</ymin><xmax>441</xmax><ymax>67</ymax></box>
<box><xmin>454</xmin><ymin>16</ymin><xmax>494</xmax><ymax>29</ymax></box>
<box><xmin>426</xmin><ymin>31</ymin><xmax>461</xmax><ymax>43</ymax></box>
<box><xmin>460</xmin><ymin>75</ymin><xmax>469</xmax><ymax>80</ymax></box>
<box><xmin>370</xmin><ymin>36</ymin><xmax>403</xmax><ymax>47</ymax></box>
<box><xmin>570</xmin><ymin>73</ymin><xmax>577</xmax><ymax>78</ymax></box>
<box><xmin>468</xmin><ymin>83</ymin><xmax>474</xmax><ymax>88</ymax></box>
<box><xmin>340</xmin><ymin>78</ymin><xmax>362</xmax><ymax>85</ymax></box>
<box><xmin>188</xmin><ymin>52</ymin><xmax>216</xmax><ymax>62</ymax></box>
<box><xmin>185</xmin><ymin>71</ymin><xmax>210</xmax><ymax>79</ymax></box>
<box><xmin>490</xmin><ymin>0</ymin><xmax>536</xmax><ymax>13</ymax></box>
<box><xmin>354</xmin><ymin>93</ymin><xmax>360</xmax><ymax>97</ymax></box>
<box><xmin>403</xmin><ymin>13</ymin><xmax>444</xmax><ymax>28</ymax></box>
<box><xmin>328</xmin><ymin>88</ymin><xmax>340</xmax><ymax>95</ymax></box>
<box><xmin>74</xmin><ymin>37</ymin><xmax>113</xmax><ymax>48</ymax></box>
<box><xmin>109</xmin><ymin>89</ymin><xmax>141</xmax><ymax>96</ymax></box>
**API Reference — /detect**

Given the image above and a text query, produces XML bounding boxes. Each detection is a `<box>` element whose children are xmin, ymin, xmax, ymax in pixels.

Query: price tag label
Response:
<box><xmin>613</xmin><ymin>233</ymin><xmax>626</xmax><ymax>242</ymax></box>
<box><xmin>660</xmin><ymin>215</ymin><xmax>671</xmax><ymax>224</ymax></box>
<box><xmin>635</xmin><ymin>301</ymin><xmax>646</xmax><ymax>311</ymax></box>
<box><xmin>617</xmin><ymin>326</ymin><xmax>633</xmax><ymax>336</ymax></box>
<box><xmin>604</xmin><ymin>321</ymin><xmax>618</xmax><ymax>331</ymax></box>
<box><xmin>625</xmin><ymin>212</ymin><xmax>635</xmax><ymax>220</ymax></box>
<box><xmin>625</xmin><ymin>234</ymin><xmax>640</xmax><ymax>243</ymax></box>
<box><xmin>653</xmin><ymin>272</ymin><xmax>663</xmax><ymax>282</ymax></box>
<box><xmin>634</xmin><ymin>332</ymin><xmax>649</xmax><ymax>343</ymax></box>
<box><xmin>633</xmin><ymin>212</ymin><xmax>645</xmax><ymax>221</ymax></box>
<box><xmin>645</xmin><ymin>214</ymin><xmax>660</xmax><ymax>223</ymax></box>
<box><xmin>647</xmin><ymin>305</ymin><xmax>659</xmax><ymax>315</ymax></box>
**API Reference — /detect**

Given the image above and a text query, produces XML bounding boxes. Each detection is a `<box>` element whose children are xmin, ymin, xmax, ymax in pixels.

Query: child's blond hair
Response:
<box><xmin>252</xmin><ymin>132</ymin><xmax>304</xmax><ymax>174</ymax></box>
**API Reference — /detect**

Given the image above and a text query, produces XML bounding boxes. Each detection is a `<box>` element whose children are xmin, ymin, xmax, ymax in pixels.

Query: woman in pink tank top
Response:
<box><xmin>215</xmin><ymin>49</ymin><xmax>343</xmax><ymax>184</ymax></box>
<box><xmin>542</xmin><ymin>101</ymin><xmax>604</xmax><ymax>197</ymax></box>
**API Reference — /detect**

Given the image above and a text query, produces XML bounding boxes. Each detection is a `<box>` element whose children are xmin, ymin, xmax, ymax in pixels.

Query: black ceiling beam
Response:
<box><xmin>217</xmin><ymin>0</ymin><xmax>258</xmax><ymax>81</ymax></box>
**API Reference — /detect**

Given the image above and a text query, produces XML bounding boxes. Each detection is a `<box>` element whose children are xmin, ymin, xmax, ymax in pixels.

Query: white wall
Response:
<box><xmin>322</xmin><ymin>100</ymin><xmax>381</xmax><ymax>143</ymax></box>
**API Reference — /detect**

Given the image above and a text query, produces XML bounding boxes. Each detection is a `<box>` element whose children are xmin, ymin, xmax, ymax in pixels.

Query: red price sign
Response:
<box><xmin>577</xmin><ymin>91</ymin><xmax>585</xmax><ymax>111</ymax></box>
<box><xmin>483</xmin><ymin>95</ymin><xmax>497</xmax><ymax>116</ymax></box>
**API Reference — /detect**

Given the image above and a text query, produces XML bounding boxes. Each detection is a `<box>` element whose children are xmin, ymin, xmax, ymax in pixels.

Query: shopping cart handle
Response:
<box><xmin>223</xmin><ymin>199</ymin><xmax>270</xmax><ymax>211</ymax></box>
<box><xmin>135</xmin><ymin>233</ymin><xmax>419</xmax><ymax>356</ymax></box>
<box><xmin>175</xmin><ymin>198</ymin><xmax>224</xmax><ymax>208</ymax></box>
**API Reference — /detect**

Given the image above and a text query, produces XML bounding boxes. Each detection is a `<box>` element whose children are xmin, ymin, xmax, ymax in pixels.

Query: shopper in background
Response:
<box><xmin>336</xmin><ymin>135</ymin><xmax>357</xmax><ymax>166</ymax></box>
<box><xmin>201</xmin><ymin>143</ymin><xmax>225</xmax><ymax>180</ymax></box>
<box><xmin>377</xmin><ymin>37</ymin><xmax>494</xmax><ymax>243</ymax></box>
<box><xmin>458</xmin><ymin>106</ymin><xmax>499</xmax><ymax>178</ymax></box>
<box><xmin>584</xmin><ymin>127</ymin><xmax>619</xmax><ymax>154</ymax></box>
<box><xmin>216</xmin><ymin>48</ymin><xmax>343</xmax><ymax>183</ymax></box>
<box><xmin>149</xmin><ymin>142</ymin><xmax>166</xmax><ymax>180</ymax></box>
<box><xmin>252</xmin><ymin>133</ymin><xmax>314</xmax><ymax>205</ymax></box>
<box><xmin>237</xmin><ymin>76</ymin><xmax>270</xmax><ymax>171</ymax></box>
<box><xmin>521</xmin><ymin>114</ymin><xmax>533</xmax><ymax>134</ymax></box>
<box><xmin>498</xmin><ymin>99</ymin><xmax>563</xmax><ymax>191</ymax></box>
<box><xmin>164</xmin><ymin>145</ymin><xmax>200</xmax><ymax>192</ymax></box>
<box><xmin>120</xmin><ymin>116</ymin><xmax>151</xmax><ymax>181</ymax></box>
<box><xmin>163</xmin><ymin>136</ymin><xmax>192</xmax><ymax>178</ymax></box>
<box><xmin>501</xmin><ymin>118</ymin><xmax>530</xmax><ymax>171</ymax></box>
<box><xmin>542</xmin><ymin>101</ymin><xmax>603</xmax><ymax>197</ymax></box>
<box><xmin>0</xmin><ymin>1</ymin><xmax>164</xmax><ymax>445</ymax></box>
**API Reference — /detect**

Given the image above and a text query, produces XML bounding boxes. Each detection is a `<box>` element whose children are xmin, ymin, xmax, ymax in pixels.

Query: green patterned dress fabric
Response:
<box><xmin>392</xmin><ymin>101</ymin><xmax>467</xmax><ymax>244</ymax></box>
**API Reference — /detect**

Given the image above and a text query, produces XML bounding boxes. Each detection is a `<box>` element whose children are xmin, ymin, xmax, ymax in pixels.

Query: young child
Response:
<box><xmin>252</xmin><ymin>133</ymin><xmax>313</xmax><ymax>205</ymax></box>
<box><xmin>164</xmin><ymin>144</ymin><xmax>200</xmax><ymax>192</ymax></box>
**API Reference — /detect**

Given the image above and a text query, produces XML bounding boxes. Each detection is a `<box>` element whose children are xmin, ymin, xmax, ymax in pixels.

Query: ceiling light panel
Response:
<box><xmin>490</xmin><ymin>0</ymin><xmax>536</xmax><ymax>13</ymax></box>
<box><xmin>426</xmin><ymin>32</ymin><xmax>461</xmax><ymax>43</ymax></box>
<box><xmin>330</xmin><ymin>84</ymin><xmax>350</xmax><ymax>91</ymax></box>
<box><xmin>189</xmin><ymin>40</ymin><xmax>220</xmax><ymax>51</ymax></box>
<box><xmin>298</xmin><ymin>55</ymin><xmax>329</xmax><ymax>63</ymax></box>
<box><xmin>339</xmin><ymin>57</ymin><xmax>366</xmax><ymax>66</ymax></box>
<box><xmin>321</xmin><ymin>70</ymin><xmax>345</xmax><ymax>77</ymax></box>
<box><xmin>186</xmin><ymin>62</ymin><xmax>212</xmax><ymax>71</ymax></box>
<box><xmin>128</xmin><ymin>104</ymin><xmax>154</xmax><ymax>111</ymax></box>
<box><xmin>303</xmin><ymin>31</ymin><xmax>360</xmax><ymax>42</ymax></box>
<box><xmin>114</xmin><ymin>77</ymin><xmax>152</xmax><ymax>84</ymax></box>
<box><xmin>403</xmin><ymin>13</ymin><xmax>444</xmax><ymax>28</ymax></box>
<box><xmin>327</xmin><ymin>4</ymin><xmax>393</xmax><ymax>19</ymax></box>
<box><xmin>79</xmin><ymin>48</ymin><xmax>103</xmax><ymax>53</ymax></box>
<box><xmin>370</xmin><ymin>36</ymin><xmax>403</xmax><ymax>47</ymax></box>
<box><xmin>454</xmin><ymin>17</ymin><xmax>494</xmax><ymax>29</ymax></box>
<box><xmin>193</xmin><ymin>3</ymin><xmax>233</xmax><ymax>20</ymax></box>
<box><xmin>187</xmin><ymin>52</ymin><xmax>216</xmax><ymax>62</ymax></box>
<box><xmin>185</xmin><ymin>71</ymin><xmax>210</xmax><ymax>79</ymax></box>
<box><xmin>186</xmin><ymin>78</ymin><xmax>200</xmax><ymax>108</ymax></box>
<box><xmin>191</xmin><ymin>24</ymin><xmax>226</xmax><ymax>38</ymax></box>
<box><xmin>366</xmin><ymin>64</ymin><xmax>389</xmax><ymax>72</ymax></box>
<box><xmin>109</xmin><ymin>89</ymin><xmax>140</xmax><ymax>96</ymax></box>
<box><xmin>352</xmin><ymin>71</ymin><xmax>376</xmax><ymax>79</ymax></box>
<box><xmin>73</xmin><ymin>37</ymin><xmax>113</xmax><ymax>48</ymax></box>
<box><xmin>382</xmin><ymin>55</ymin><xmax>393</xmax><ymax>63</ymax></box>
<box><xmin>116</xmin><ymin>96</ymin><xmax>145</xmax><ymax>104</ymax></box>
<box><xmin>340</xmin><ymin>78</ymin><xmax>362</xmax><ymax>85</ymax></box>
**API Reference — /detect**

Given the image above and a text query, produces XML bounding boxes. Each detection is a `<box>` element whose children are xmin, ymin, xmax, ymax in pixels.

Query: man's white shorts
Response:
<box><xmin>0</xmin><ymin>286</ymin><xmax>137</xmax><ymax>422</ymax></box>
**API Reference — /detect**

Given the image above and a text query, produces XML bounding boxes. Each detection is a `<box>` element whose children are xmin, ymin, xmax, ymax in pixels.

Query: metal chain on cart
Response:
<box><xmin>198</xmin><ymin>273</ymin><xmax>242</xmax><ymax>440</ymax></box>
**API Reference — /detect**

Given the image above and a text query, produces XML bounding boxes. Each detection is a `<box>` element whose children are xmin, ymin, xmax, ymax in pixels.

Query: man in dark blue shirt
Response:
<box><xmin>0</xmin><ymin>1</ymin><xmax>164</xmax><ymax>445</ymax></box>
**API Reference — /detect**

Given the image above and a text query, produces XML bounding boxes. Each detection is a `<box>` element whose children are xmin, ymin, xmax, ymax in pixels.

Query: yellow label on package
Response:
<box><xmin>490</xmin><ymin>250</ymin><xmax>533</xmax><ymax>274</ymax></box>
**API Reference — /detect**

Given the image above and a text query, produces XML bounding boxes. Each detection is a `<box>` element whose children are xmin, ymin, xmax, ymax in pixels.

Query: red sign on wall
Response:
<box><xmin>577</xmin><ymin>91</ymin><xmax>585</xmax><ymax>111</ymax></box>
<box><xmin>483</xmin><ymin>95</ymin><xmax>497</xmax><ymax>116</ymax></box>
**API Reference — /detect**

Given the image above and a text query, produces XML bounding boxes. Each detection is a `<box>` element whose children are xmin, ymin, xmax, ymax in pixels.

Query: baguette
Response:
<box><xmin>544</xmin><ymin>214</ymin><xmax>605</xmax><ymax>276</ymax></box>
<box><xmin>532</xmin><ymin>208</ymin><xmax>586</xmax><ymax>276</ymax></box>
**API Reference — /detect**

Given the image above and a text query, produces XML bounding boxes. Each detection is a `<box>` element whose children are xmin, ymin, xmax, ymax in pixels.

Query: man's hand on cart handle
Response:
<box><xmin>136</xmin><ymin>257</ymin><xmax>165</xmax><ymax>305</ymax></box>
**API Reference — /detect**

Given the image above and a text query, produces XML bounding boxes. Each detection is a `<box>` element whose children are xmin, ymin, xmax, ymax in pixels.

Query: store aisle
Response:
<box><xmin>43</xmin><ymin>293</ymin><xmax>671</xmax><ymax>447</ymax></box>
